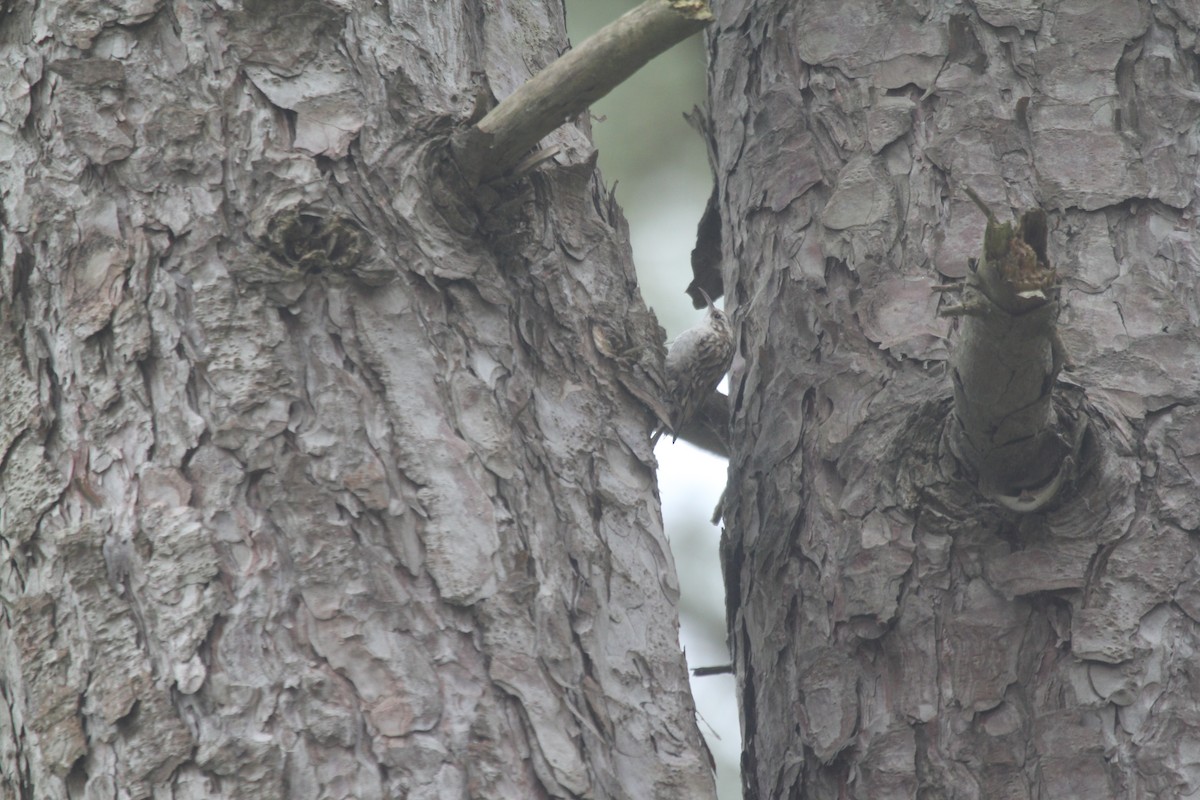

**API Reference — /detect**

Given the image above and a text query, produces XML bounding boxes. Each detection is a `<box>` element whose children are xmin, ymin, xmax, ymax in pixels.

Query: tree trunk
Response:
<box><xmin>0</xmin><ymin>2</ymin><xmax>715</xmax><ymax>798</ymax></box>
<box><xmin>712</xmin><ymin>0</ymin><xmax>1200</xmax><ymax>797</ymax></box>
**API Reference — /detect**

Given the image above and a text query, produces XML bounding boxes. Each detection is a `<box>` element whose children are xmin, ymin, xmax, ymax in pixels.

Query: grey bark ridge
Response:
<box><xmin>0</xmin><ymin>2</ymin><xmax>716</xmax><ymax>799</ymax></box>
<box><xmin>713</xmin><ymin>0</ymin><xmax>1200</xmax><ymax>797</ymax></box>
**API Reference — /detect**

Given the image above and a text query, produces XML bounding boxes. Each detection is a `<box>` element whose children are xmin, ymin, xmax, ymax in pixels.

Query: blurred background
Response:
<box><xmin>563</xmin><ymin>4</ymin><xmax>741</xmax><ymax>798</ymax></box>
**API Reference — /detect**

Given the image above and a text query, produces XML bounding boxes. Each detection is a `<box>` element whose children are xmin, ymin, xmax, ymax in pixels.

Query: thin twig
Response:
<box><xmin>692</xmin><ymin>664</ymin><xmax>733</xmax><ymax>676</ymax></box>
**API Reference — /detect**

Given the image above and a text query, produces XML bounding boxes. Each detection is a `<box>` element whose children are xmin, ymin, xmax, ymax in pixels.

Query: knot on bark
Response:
<box><xmin>262</xmin><ymin>207</ymin><xmax>367</xmax><ymax>277</ymax></box>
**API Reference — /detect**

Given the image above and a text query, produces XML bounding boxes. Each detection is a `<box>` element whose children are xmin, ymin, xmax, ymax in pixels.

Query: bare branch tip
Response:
<box><xmin>669</xmin><ymin>0</ymin><xmax>715</xmax><ymax>21</ymax></box>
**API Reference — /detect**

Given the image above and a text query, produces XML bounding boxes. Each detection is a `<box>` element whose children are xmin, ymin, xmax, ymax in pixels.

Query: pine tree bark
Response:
<box><xmin>712</xmin><ymin>0</ymin><xmax>1200</xmax><ymax>797</ymax></box>
<box><xmin>0</xmin><ymin>2</ymin><xmax>714</xmax><ymax>798</ymax></box>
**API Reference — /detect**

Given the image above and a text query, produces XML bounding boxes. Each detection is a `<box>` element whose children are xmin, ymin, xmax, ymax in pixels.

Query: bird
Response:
<box><xmin>653</xmin><ymin>289</ymin><xmax>734</xmax><ymax>445</ymax></box>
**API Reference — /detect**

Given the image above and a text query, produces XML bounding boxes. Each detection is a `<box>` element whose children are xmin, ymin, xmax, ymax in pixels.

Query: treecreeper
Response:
<box><xmin>654</xmin><ymin>288</ymin><xmax>734</xmax><ymax>444</ymax></box>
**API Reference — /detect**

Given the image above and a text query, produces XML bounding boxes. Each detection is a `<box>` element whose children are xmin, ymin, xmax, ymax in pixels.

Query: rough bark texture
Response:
<box><xmin>0</xmin><ymin>2</ymin><xmax>714</xmax><ymax>798</ymax></box>
<box><xmin>711</xmin><ymin>0</ymin><xmax>1200</xmax><ymax>797</ymax></box>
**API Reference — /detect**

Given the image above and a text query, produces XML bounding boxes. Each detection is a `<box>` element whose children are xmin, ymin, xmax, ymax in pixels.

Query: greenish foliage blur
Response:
<box><xmin>564</xmin><ymin>0</ymin><xmax>712</xmax><ymax>338</ymax></box>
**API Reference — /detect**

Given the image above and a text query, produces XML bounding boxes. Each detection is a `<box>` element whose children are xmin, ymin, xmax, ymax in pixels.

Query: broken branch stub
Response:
<box><xmin>944</xmin><ymin>190</ymin><xmax>1075</xmax><ymax>510</ymax></box>
<box><xmin>452</xmin><ymin>0</ymin><xmax>713</xmax><ymax>184</ymax></box>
